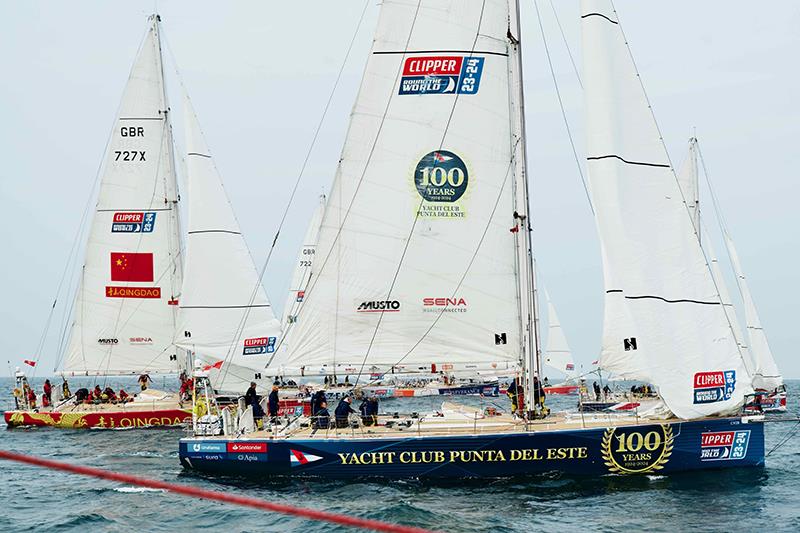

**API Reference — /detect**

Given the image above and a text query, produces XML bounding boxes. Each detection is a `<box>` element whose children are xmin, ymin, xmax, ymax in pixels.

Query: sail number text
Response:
<box><xmin>115</xmin><ymin>151</ymin><xmax>146</xmax><ymax>162</ymax></box>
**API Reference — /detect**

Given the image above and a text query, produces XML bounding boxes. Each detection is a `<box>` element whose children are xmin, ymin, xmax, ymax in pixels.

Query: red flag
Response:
<box><xmin>509</xmin><ymin>225</ymin><xmax>519</xmax><ymax>233</ymax></box>
<box><xmin>110</xmin><ymin>252</ymin><xmax>154</xmax><ymax>282</ymax></box>
<box><xmin>23</xmin><ymin>359</ymin><xmax>36</xmax><ymax>367</ymax></box>
<box><xmin>203</xmin><ymin>360</ymin><xmax>223</xmax><ymax>371</ymax></box>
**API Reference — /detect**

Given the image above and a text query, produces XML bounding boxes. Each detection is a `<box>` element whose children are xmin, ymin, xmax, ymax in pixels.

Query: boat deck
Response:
<box><xmin>244</xmin><ymin>402</ymin><xmax>676</xmax><ymax>441</ymax></box>
<box><xmin>35</xmin><ymin>389</ymin><xmax>183</xmax><ymax>414</ymax></box>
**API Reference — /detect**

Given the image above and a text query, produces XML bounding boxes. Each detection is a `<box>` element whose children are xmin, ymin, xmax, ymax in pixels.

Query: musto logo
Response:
<box><xmin>700</xmin><ymin>430</ymin><xmax>751</xmax><ymax>461</ymax></box>
<box><xmin>601</xmin><ymin>424</ymin><xmax>673</xmax><ymax>474</ymax></box>
<box><xmin>357</xmin><ymin>300</ymin><xmax>401</xmax><ymax>313</ymax></box>
<box><xmin>414</xmin><ymin>150</ymin><xmax>468</xmax><ymax>220</ymax></box>
<box><xmin>399</xmin><ymin>56</ymin><xmax>484</xmax><ymax>95</ymax></box>
<box><xmin>423</xmin><ymin>297</ymin><xmax>467</xmax><ymax>313</ymax></box>
<box><xmin>243</xmin><ymin>337</ymin><xmax>276</xmax><ymax>355</ymax></box>
<box><xmin>693</xmin><ymin>370</ymin><xmax>736</xmax><ymax>404</ymax></box>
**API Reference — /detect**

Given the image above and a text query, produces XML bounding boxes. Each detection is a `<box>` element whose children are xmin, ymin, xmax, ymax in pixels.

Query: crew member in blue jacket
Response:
<box><xmin>268</xmin><ymin>383</ymin><xmax>280</xmax><ymax>422</ymax></box>
<box><xmin>335</xmin><ymin>396</ymin><xmax>356</xmax><ymax>428</ymax></box>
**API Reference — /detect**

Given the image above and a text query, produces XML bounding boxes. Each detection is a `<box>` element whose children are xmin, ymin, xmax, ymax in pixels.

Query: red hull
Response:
<box><xmin>4</xmin><ymin>408</ymin><xmax>191</xmax><ymax>429</ymax></box>
<box><xmin>544</xmin><ymin>385</ymin><xmax>579</xmax><ymax>395</ymax></box>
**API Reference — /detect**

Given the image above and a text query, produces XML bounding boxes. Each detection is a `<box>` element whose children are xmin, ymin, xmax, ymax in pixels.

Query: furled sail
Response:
<box><xmin>543</xmin><ymin>290</ymin><xmax>575</xmax><ymax>378</ymax></box>
<box><xmin>62</xmin><ymin>17</ymin><xmax>183</xmax><ymax>376</ymax></box>
<box><xmin>723</xmin><ymin>234</ymin><xmax>782</xmax><ymax>391</ymax></box>
<box><xmin>175</xmin><ymin>98</ymin><xmax>282</xmax><ymax>393</ymax></box>
<box><xmin>279</xmin><ymin>0</ymin><xmax>524</xmax><ymax>377</ymax></box>
<box><xmin>581</xmin><ymin>0</ymin><xmax>752</xmax><ymax>418</ymax></box>
<box><xmin>281</xmin><ymin>194</ymin><xmax>326</xmax><ymax>330</ymax></box>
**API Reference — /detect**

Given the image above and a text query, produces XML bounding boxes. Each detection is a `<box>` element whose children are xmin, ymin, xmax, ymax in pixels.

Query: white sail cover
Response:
<box><xmin>281</xmin><ymin>194</ymin><xmax>326</xmax><ymax>329</ymax></box>
<box><xmin>62</xmin><ymin>18</ymin><xmax>183</xmax><ymax>376</ymax></box>
<box><xmin>582</xmin><ymin>0</ymin><xmax>752</xmax><ymax>418</ymax></box>
<box><xmin>724</xmin><ymin>234</ymin><xmax>782</xmax><ymax>391</ymax></box>
<box><xmin>175</xmin><ymin>99</ymin><xmax>282</xmax><ymax>393</ymax></box>
<box><xmin>280</xmin><ymin>0</ymin><xmax>522</xmax><ymax>376</ymax></box>
<box><xmin>543</xmin><ymin>290</ymin><xmax>575</xmax><ymax>378</ymax></box>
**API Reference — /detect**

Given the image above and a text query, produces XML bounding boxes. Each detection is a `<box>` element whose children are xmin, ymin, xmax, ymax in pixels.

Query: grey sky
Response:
<box><xmin>1</xmin><ymin>1</ymin><xmax>797</xmax><ymax>378</ymax></box>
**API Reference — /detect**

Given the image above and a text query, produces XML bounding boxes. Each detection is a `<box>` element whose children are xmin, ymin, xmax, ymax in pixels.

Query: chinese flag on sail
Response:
<box><xmin>110</xmin><ymin>252</ymin><xmax>154</xmax><ymax>282</ymax></box>
<box><xmin>23</xmin><ymin>359</ymin><xmax>36</xmax><ymax>367</ymax></box>
<box><xmin>203</xmin><ymin>360</ymin><xmax>223</xmax><ymax>371</ymax></box>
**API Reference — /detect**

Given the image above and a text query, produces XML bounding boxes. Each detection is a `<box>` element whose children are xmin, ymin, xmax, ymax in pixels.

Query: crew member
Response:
<box><xmin>533</xmin><ymin>376</ymin><xmax>546</xmax><ymax>418</ymax></box>
<box><xmin>103</xmin><ymin>387</ymin><xmax>117</xmax><ymax>403</ymax></box>
<box><xmin>311</xmin><ymin>390</ymin><xmax>326</xmax><ymax>417</ymax></box>
<box><xmin>593</xmin><ymin>381</ymin><xmax>601</xmax><ymax>402</ymax></box>
<box><xmin>179</xmin><ymin>376</ymin><xmax>194</xmax><ymax>402</ymax></box>
<box><xmin>367</xmin><ymin>396</ymin><xmax>379</xmax><ymax>425</ymax></box>
<box><xmin>75</xmin><ymin>387</ymin><xmax>89</xmax><ymax>403</ymax></box>
<box><xmin>507</xmin><ymin>379</ymin><xmax>519</xmax><ymax>416</ymax></box>
<box><xmin>602</xmin><ymin>384</ymin><xmax>611</xmax><ymax>400</ymax></box>
<box><xmin>313</xmin><ymin>400</ymin><xmax>330</xmax><ymax>430</ymax></box>
<box><xmin>93</xmin><ymin>385</ymin><xmax>103</xmax><ymax>402</ymax></box>
<box><xmin>61</xmin><ymin>379</ymin><xmax>71</xmax><ymax>399</ymax></box>
<box><xmin>118</xmin><ymin>389</ymin><xmax>130</xmax><ymax>403</ymax></box>
<box><xmin>43</xmin><ymin>379</ymin><xmax>52</xmax><ymax>405</ymax></box>
<box><xmin>244</xmin><ymin>382</ymin><xmax>265</xmax><ymax>425</ymax></box>
<box><xmin>359</xmin><ymin>398</ymin><xmax>371</xmax><ymax>426</ymax></box>
<box><xmin>268</xmin><ymin>384</ymin><xmax>280</xmax><ymax>422</ymax></box>
<box><xmin>543</xmin><ymin>377</ymin><xmax>550</xmax><ymax>388</ymax></box>
<box><xmin>335</xmin><ymin>396</ymin><xmax>355</xmax><ymax>428</ymax></box>
<box><xmin>138</xmin><ymin>373</ymin><xmax>151</xmax><ymax>391</ymax></box>
<box><xmin>26</xmin><ymin>386</ymin><xmax>37</xmax><ymax>409</ymax></box>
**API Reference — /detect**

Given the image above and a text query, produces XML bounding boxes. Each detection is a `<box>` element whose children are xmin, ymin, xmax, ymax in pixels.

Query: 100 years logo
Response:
<box><xmin>601</xmin><ymin>424</ymin><xmax>673</xmax><ymax>474</ymax></box>
<box><xmin>413</xmin><ymin>150</ymin><xmax>468</xmax><ymax>219</ymax></box>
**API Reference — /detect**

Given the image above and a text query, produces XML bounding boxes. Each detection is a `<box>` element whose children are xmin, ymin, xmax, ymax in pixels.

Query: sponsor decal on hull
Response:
<box><xmin>5</xmin><ymin>409</ymin><xmax>191</xmax><ymax>429</ymax></box>
<box><xmin>398</xmin><ymin>56</ymin><xmax>485</xmax><ymax>95</ymax></box>
<box><xmin>601</xmin><ymin>424</ymin><xmax>674</xmax><ymax>474</ymax></box>
<box><xmin>700</xmin><ymin>430</ymin><xmax>751</xmax><ymax>461</ymax></box>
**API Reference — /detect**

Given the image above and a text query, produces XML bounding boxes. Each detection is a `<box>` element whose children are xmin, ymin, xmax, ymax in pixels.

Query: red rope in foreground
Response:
<box><xmin>0</xmin><ymin>450</ymin><xmax>435</xmax><ymax>533</ymax></box>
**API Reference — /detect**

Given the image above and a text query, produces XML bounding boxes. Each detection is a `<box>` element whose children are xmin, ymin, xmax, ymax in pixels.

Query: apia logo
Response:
<box><xmin>357</xmin><ymin>300</ymin><xmax>401</xmax><ymax>313</ymax></box>
<box><xmin>423</xmin><ymin>297</ymin><xmax>467</xmax><ymax>312</ymax></box>
<box><xmin>129</xmin><ymin>337</ymin><xmax>153</xmax><ymax>345</ymax></box>
<box><xmin>693</xmin><ymin>370</ymin><xmax>736</xmax><ymax>404</ymax></box>
<box><xmin>242</xmin><ymin>337</ymin><xmax>276</xmax><ymax>355</ymax></box>
<box><xmin>700</xmin><ymin>430</ymin><xmax>750</xmax><ymax>461</ymax></box>
<box><xmin>398</xmin><ymin>56</ymin><xmax>484</xmax><ymax>95</ymax></box>
<box><xmin>414</xmin><ymin>151</ymin><xmax>468</xmax><ymax>205</ymax></box>
<box><xmin>97</xmin><ymin>338</ymin><xmax>119</xmax><ymax>345</ymax></box>
<box><xmin>111</xmin><ymin>211</ymin><xmax>156</xmax><ymax>233</ymax></box>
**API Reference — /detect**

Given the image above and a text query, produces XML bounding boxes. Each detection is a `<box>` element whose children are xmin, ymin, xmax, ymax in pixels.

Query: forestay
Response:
<box><xmin>175</xmin><ymin>98</ymin><xmax>282</xmax><ymax>393</ymax></box>
<box><xmin>581</xmin><ymin>0</ymin><xmax>752</xmax><ymax>418</ymax></box>
<box><xmin>280</xmin><ymin>0</ymin><xmax>523</xmax><ymax>377</ymax></box>
<box><xmin>62</xmin><ymin>17</ymin><xmax>183</xmax><ymax>376</ymax></box>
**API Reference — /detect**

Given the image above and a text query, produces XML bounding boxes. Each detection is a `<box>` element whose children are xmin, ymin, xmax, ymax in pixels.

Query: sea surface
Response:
<box><xmin>1</xmin><ymin>376</ymin><xmax>798</xmax><ymax>532</ymax></box>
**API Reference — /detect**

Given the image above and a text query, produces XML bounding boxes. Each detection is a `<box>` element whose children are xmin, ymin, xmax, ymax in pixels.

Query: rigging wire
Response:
<box><xmin>547</xmin><ymin>0</ymin><xmax>583</xmax><ymax>89</ymax></box>
<box><xmin>532</xmin><ymin>0</ymin><xmax>593</xmax><ymax>214</ymax></box>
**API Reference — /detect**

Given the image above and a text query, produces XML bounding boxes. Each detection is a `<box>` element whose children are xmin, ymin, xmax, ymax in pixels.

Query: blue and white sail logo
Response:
<box><xmin>399</xmin><ymin>56</ymin><xmax>484</xmax><ymax>95</ymax></box>
<box><xmin>693</xmin><ymin>370</ymin><xmax>736</xmax><ymax>404</ymax></box>
<box><xmin>111</xmin><ymin>211</ymin><xmax>156</xmax><ymax>233</ymax></box>
<box><xmin>700</xmin><ymin>430</ymin><xmax>750</xmax><ymax>461</ymax></box>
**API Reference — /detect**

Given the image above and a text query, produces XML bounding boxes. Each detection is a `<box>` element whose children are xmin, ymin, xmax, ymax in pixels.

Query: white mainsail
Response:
<box><xmin>723</xmin><ymin>234</ymin><xmax>782</xmax><ymax>391</ymax></box>
<box><xmin>279</xmin><ymin>0</ymin><xmax>526</xmax><ymax>377</ymax></box>
<box><xmin>675</xmin><ymin>137</ymin><xmax>700</xmax><ymax>232</ymax></box>
<box><xmin>581</xmin><ymin>0</ymin><xmax>752</xmax><ymax>418</ymax></box>
<box><xmin>281</xmin><ymin>193</ymin><xmax>326</xmax><ymax>330</ymax></box>
<box><xmin>174</xmin><ymin>98</ymin><xmax>282</xmax><ymax>393</ymax></box>
<box><xmin>62</xmin><ymin>17</ymin><xmax>183</xmax><ymax>376</ymax></box>
<box><xmin>543</xmin><ymin>290</ymin><xmax>575</xmax><ymax>378</ymax></box>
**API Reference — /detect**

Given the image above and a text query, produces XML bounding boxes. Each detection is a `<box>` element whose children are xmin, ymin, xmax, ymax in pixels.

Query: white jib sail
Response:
<box><xmin>582</xmin><ymin>0</ymin><xmax>752</xmax><ymax>418</ymax></box>
<box><xmin>174</xmin><ymin>97</ymin><xmax>282</xmax><ymax>393</ymax></box>
<box><xmin>723</xmin><ymin>234</ymin><xmax>782</xmax><ymax>391</ymax></box>
<box><xmin>543</xmin><ymin>290</ymin><xmax>575</xmax><ymax>379</ymax></box>
<box><xmin>281</xmin><ymin>194</ymin><xmax>326</xmax><ymax>330</ymax></box>
<box><xmin>279</xmin><ymin>0</ymin><xmax>522</xmax><ymax>377</ymax></box>
<box><xmin>62</xmin><ymin>17</ymin><xmax>183</xmax><ymax>376</ymax></box>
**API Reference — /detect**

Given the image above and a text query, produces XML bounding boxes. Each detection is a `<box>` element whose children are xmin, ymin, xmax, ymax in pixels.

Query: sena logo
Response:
<box><xmin>357</xmin><ymin>300</ymin><xmax>401</xmax><ymax>313</ymax></box>
<box><xmin>423</xmin><ymin>297</ymin><xmax>468</xmax><ymax>312</ymax></box>
<box><xmin>97</xmin><ymin>338</ymin><xmax>119</xmax><ymax>345</ymax></box>
<box><xmin>129</xmin><ymin>337</ymin><xmax>153</xmax><ymax>345</ymax></box>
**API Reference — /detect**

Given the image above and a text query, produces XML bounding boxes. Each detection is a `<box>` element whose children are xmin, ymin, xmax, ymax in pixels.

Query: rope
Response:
<box><xmin>0</xmin><ymin>450</ymin><xmax>434</xmax><ymax>533</ymax></box>
<box><xmin>766</xmin><ymin>419</ymin><xmax>800</xmax><ymax>457</ymax></box>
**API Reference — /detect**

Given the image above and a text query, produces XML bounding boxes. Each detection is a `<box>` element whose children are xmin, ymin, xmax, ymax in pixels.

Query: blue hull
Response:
<box><xmin>179</xmin><ymin>417</ymin><xmax>764</xmax><ymax>479</ymax></box>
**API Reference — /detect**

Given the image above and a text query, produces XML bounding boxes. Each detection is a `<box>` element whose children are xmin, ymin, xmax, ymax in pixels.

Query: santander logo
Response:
<box><xmin>227</xmin><ymin>442</ymin><xmax>267</xmax><ymax>453</ymax></box>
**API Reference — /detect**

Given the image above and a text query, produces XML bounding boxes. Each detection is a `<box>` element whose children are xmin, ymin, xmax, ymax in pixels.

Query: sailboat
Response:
<box><xmin>541</xmin><ymin>290</ymin><xmax>579</xmax><ymax>395</ymax></box>
<box><xmin>5</xmin><ymin>16</ymin><xmax>191</xmax><ymax>429</ymax></box>
<box><xmin>178</xmin><ymin>0</ymin><xmax>765</xmax><ymax>478</ymax></box>
<box><xmin>677</xmin><ymin>137</ymin><xmax>786</xmax><ymax>412</ymax></box>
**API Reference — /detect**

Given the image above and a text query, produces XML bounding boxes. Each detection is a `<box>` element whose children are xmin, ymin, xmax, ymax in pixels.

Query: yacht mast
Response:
<box><xmin>508</xmin><ymin>0</ymin><xmax>541</xmax><ymax>414</ymax></box>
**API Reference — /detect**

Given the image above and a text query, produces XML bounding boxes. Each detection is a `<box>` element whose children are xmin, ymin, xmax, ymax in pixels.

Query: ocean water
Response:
<box><xmin>1</xmin><ymin>377</ymin><xmax>798</xmax><ymax>532</ymax></box>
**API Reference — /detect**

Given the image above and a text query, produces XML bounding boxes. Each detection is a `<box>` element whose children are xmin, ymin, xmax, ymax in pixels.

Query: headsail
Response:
<box><xmin>281</xmin><ymin>194</ymin><xmax>326</xmax><ymax>330</ymax></box>
<box><xmin>581</xmin><ymin>0</ymin><xmax>752</xmax><ymax>418</ymax></box>
<box><xmin>62</xmin><ymin>17</ymin><xmax>183</xmax><ymax>376</ymax></box>
<box><xmin>723</xmin><ymin>234</ymin><xmax>782</xmax><ymax>391</ymax></box>
<box><xmin>543</xmin><ymin>290</ymin><xmax>575</xmax><ymax>378</ymax></box>
<box><xmin>279</xmin><ymin>0</ymin><xmax>525</xmax><ymax>377</ymax></box>
<box><xmin>174</xmin><ymin>97</ymin><xmax>282</xmax><ymax>393</ymax></box>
